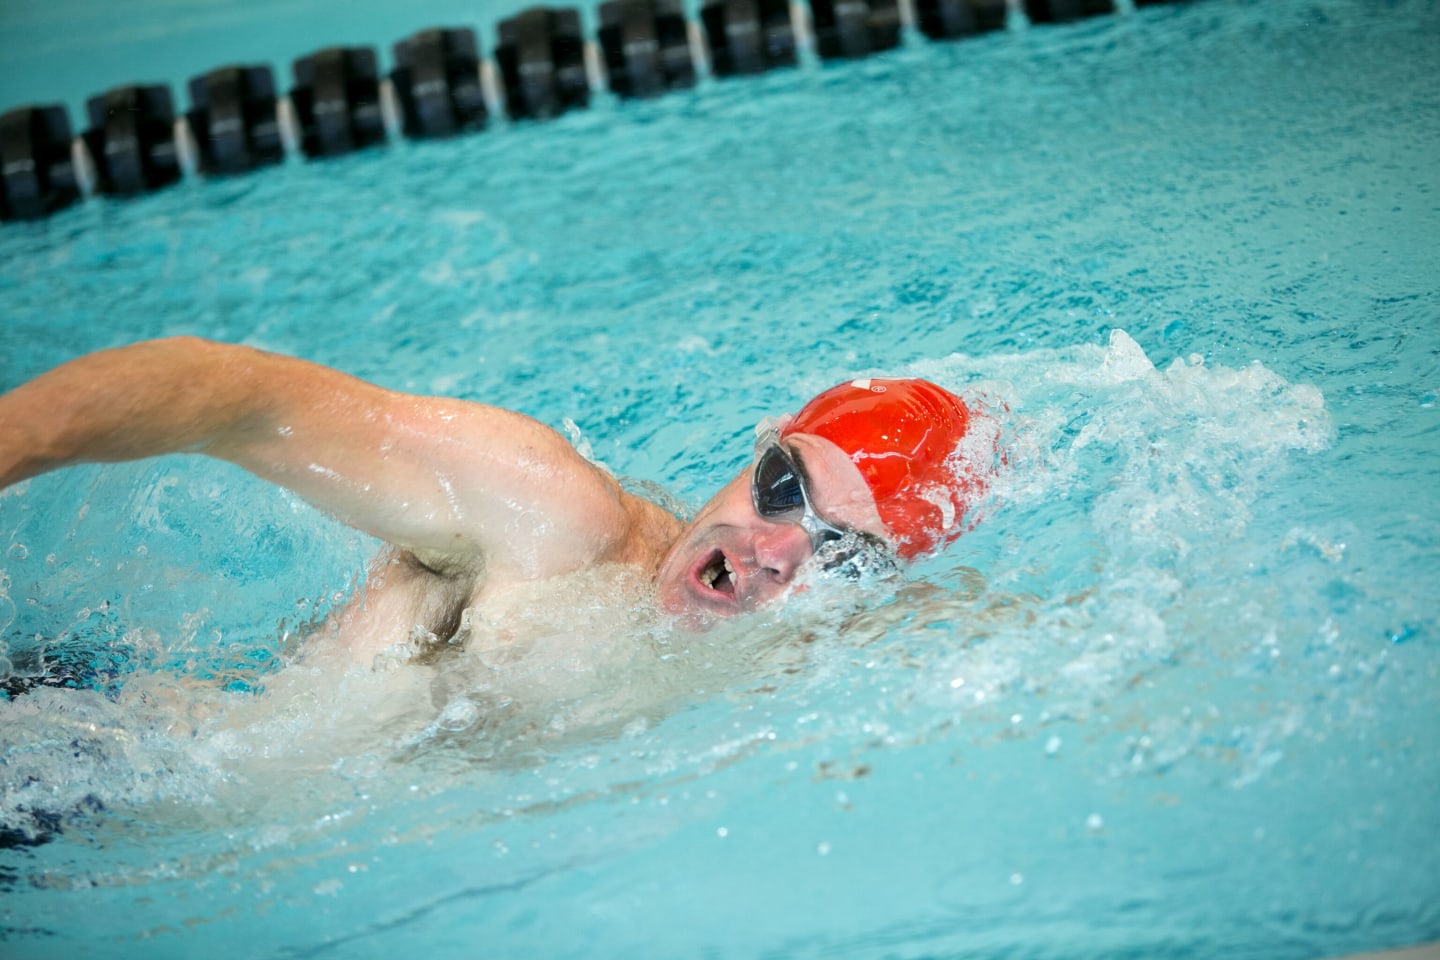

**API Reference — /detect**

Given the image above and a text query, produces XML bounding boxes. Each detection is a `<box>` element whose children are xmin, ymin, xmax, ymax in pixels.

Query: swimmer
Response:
<box><xmin>0</xmin><ymin>338</ymin><xmax>986</xmax><ymax>660</ymax></box>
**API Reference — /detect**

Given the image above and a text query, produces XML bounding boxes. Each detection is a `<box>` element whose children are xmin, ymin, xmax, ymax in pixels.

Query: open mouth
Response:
<box><xmin>695</xmin><ymin>549</ymin><xmax>738</xmax><ymax>600</ymax></box>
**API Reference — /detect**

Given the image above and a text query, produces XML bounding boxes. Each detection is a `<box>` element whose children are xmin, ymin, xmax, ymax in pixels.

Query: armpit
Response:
<box><xmin>407</xmin><ymin>545</ymin><xmax>484</xmax><ymax>581</ymax></box>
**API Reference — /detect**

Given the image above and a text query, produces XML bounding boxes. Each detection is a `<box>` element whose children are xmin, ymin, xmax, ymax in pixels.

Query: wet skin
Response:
<box><xmin>0</xmin><ymin>339</ymin><xmax>898</xmax><ymax>651</ymax></box>
<box><xmin>654</xmin><ymin>432</ymin><xmax>887</xmax><ymax>620</ymax></box>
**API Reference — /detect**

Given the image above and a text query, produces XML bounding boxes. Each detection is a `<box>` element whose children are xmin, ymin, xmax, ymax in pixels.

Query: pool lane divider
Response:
<box><xmin>0</xmin><ymin>0</ymin><xmax>1181</xmax><ymax>223</ymax></box>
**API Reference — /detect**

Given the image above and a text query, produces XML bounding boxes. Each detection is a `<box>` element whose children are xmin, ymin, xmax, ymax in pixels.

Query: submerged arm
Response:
<box><xmin>0</xmin><ymin>338</ymin><xmax>651</xmax><ymax>576</ymax></box>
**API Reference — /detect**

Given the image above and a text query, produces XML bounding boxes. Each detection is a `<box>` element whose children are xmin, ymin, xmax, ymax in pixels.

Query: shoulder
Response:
<box><xmin>611</xmin><ymin>487</ymin><xmax>686</xmax><ymax>570</ymax></box>
<box><xmin>528</xmin><ymin>467</ymin><xmax>684</xmax><ymax>574</ymax></box>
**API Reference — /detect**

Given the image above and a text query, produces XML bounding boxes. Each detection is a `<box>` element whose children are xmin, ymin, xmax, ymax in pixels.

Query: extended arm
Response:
<box><xmin>3</xmin><ymin>338</ymin><xmax>285</xmax><ymax>485</ymax></box>
<box><xmin>0</xmin><ymin>338</ymin><xmax>650</xmax><ymax>577</ymax></box>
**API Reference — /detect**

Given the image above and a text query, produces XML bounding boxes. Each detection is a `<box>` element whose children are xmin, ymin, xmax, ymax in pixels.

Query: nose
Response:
<box><xmin>751</xmin><ymin>521</ymin><xmax>814</xmax><ymax>585</ymax></box>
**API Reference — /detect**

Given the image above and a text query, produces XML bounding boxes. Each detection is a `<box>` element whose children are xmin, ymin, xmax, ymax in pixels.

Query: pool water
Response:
<box><xmin>2</xmin><ymin>0</ymin><xmax>1438</xmax><ymax>956</ymax></box>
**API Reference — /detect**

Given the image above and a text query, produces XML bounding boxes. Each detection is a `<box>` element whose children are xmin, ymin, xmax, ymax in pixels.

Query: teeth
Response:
<box><xmin>699</xmin><ymin>556</ymin><xmax>733</xmax><ymax>592</ymax></box>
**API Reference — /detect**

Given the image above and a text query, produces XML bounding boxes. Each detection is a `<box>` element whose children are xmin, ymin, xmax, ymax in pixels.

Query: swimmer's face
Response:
<box><xmin>655</xmin><ymin>432</ymin><xmax>888</xmax><ymax>623</ymax></box>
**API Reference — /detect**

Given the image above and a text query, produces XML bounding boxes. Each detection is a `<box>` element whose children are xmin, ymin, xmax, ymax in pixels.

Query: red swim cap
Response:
<box><xmin>781</xmin><ymin>378</ymin><xmax>980</xmax><ymax>560</ymax></box>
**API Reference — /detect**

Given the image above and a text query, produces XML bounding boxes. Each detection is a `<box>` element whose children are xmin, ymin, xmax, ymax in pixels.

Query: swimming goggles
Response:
<box><xmin>751</xmin><ymin>433</ymin><xmax>850</xmax><ymax>552</ymax></box>
<box><xmin>750</xmin><ymin>429</ymin><xmax>895</xmax><ymax>577</ymax></box>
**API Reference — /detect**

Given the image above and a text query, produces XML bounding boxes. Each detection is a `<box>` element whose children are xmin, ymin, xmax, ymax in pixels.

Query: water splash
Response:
<box><xmin>0</xmin><ymin>331</ymin><xmax>1345</xmax><ymax>887</ymax></box>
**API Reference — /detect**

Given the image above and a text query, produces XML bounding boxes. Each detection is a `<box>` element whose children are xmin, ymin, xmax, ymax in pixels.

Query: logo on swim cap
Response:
<box><xmin>782</xmin><ymin>378</ymin><xmax>981</xmax><ymax>560</ymax></box>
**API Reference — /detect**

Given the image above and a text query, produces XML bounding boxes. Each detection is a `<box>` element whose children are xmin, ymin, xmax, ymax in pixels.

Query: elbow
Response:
<box><xmin>142</xmin><ymin>336</ymin><xmax>268</xmax><ymax>379</ymax></box>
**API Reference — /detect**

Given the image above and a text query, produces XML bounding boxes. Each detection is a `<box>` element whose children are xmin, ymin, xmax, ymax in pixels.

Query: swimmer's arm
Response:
<box><xmin>0</xmin><ymin>338</ymin><xmax>651</xmax><ymax>574</ymax></box>
<box><xmin>0</xmin><ymin>337</ymin><xmax>248</xmax><ymax>486</ymax></box>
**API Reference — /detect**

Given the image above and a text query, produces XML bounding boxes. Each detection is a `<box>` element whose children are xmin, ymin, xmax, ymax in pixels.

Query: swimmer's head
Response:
<box><xmin>779</xmin><ymin>377</ymin><xmax>979</xmax><ymax>560</ymax></box>
<box><xmin>655</xmin><ymin>376</ymin><xmax>983</xmax><ymax>624</ymax></box>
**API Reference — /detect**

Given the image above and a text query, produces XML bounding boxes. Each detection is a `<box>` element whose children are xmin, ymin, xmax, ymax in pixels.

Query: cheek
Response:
<box><xmin>699</xmin><ymin>477</ymin><xmax>754</xmax><ymax>527</ymax></box>
<box><xmin>656</xmin><ymin>551</ymin><xmax>699</xmax><ymax>612</ymax></box>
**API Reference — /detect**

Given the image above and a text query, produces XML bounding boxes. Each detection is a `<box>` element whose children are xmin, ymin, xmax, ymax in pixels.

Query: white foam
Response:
<box><xmin>919</xmin><ymin>329</ymin><xmax>1332</xmax><ymax>530</ymax></box>
<box><xmin>881</xmin><ymin>329</ymin><xmax>1338</xmax><ymax>736</ymax></box>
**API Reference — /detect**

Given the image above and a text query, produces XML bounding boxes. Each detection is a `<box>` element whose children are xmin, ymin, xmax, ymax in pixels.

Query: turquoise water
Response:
<box><xmin>2</xmin><ymin>0</ymin><xmax>1438</xmax><ymax>956</ymax></box>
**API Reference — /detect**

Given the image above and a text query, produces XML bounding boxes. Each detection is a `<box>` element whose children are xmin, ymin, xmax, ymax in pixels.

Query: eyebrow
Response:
<box><xmin>782</xmin><ymin>441</ymin><xmax>853</xmax><ymax>534</ymax></box>
<box><xmin>783</xmin><ymin>440</ymin><xmax>810</xmax><ymax>481</ymax></box>
<box><xmin>781</xmin><ymin>440</ymin><xmax>816</xmax><ymax>493</ymax></box>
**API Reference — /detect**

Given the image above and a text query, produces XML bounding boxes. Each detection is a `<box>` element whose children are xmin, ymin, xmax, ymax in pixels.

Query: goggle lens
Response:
<box><xmin>753</xmin><ymin>445</ymin><xmax>807</xmax><ymax>519</ymax></box>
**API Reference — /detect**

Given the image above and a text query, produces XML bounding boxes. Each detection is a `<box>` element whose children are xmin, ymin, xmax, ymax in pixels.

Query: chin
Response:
<box><xmin>656</xmin><ymin>575</ymin><xmax>723</xmax><ymax>626</ymax></box>
<box><xmin>655</xmin><ymin>565</ymin><xmax>741</xmax><ymax>633</ymax></box>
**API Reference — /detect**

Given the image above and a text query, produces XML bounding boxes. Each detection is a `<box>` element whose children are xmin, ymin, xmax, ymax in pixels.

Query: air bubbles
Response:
<box><xmin>1388</xmin><ymin>623</ymin><xmax>1419</xmax><ymax>645</ymax></box>
<box><xmin>430</xmin><ymin>697</ymin><xmax>481</xmax><ymax>733</ymax></box>
<box><xmin>622</xmin><ymin>717</ymin><xmax>649</xmax><ymax>738</ymax></box>
<box><xmin>6</xmin><ymin>542</ymin><xmax>27</xmax><ymax>560</ymax></box>
<box><xmin>1045</xmin><ymin>736</ymin><xmax>1062</xmax><ymax>756</ymax></box>
<box><xmin>1086</xmin><ymin>813</ymin><xmax>1105</xmax><ymax>833</ymax></box>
